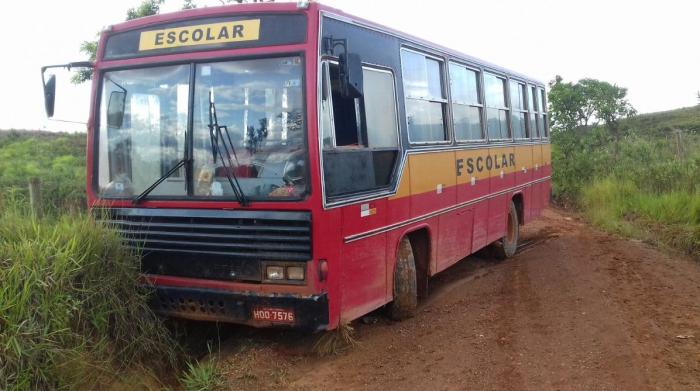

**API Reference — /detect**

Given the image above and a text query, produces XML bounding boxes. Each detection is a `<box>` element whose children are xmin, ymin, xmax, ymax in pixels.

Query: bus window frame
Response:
<box><xmin>359</xmin><ymin>65</ymin><xmax>401</xmax><ymax>150</ymax></box>
<box><xmin>400</xmin><ymin>46</ymin><xmax>452</xmax><ymax>147</ymax></box>
<box><xmin>482</xmin><ymin>69</ymin><xmax>513</xmax><ymax>143</ymax></box>
<box><xmin>320</xmin><ymin>60</ymin><xmax>338</xmax><ymax>148</ymax></box>
<box><xmin>447</xmin><ymin>60</ymin><xmax>488</xmax><ymax>145</ymax></box>
<box><xmin>509</xmin><ymin>78</ymin><xmax>530</xmax><ymax>142</ymax></box>
<box><xmin>91</xmin><ymin>51</ymin><xmax>311</xmax><ymax>203</ymax></box>
<box><xmin>318</xmin><ymin>56</ymin><xmax>404</xmax><ymax>204</ymax></box>
<box><xmin>539</xmin><ymin>86</ymin><xmax>549</xmax><ymax>139</ymax></box>
<box><xmin>528</xmin><ymin>83</ymin><xmax>541</xmax><ymax>140</ymax></box>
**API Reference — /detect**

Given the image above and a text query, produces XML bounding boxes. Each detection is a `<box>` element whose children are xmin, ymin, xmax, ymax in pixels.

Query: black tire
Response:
<box><xmin>387</xmin><ymin>237</ymin><xmax>418</xmax><ymax>320</ymax></box>
<box><xmin>494</xmin><ymin>201</ymin><xmax>519</xmax><ymax>259</ymax></box>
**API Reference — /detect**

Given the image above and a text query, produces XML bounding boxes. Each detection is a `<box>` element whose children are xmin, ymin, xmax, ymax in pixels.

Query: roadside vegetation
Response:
<box><xmin>0</xmin><ymin>195</ymin><xmax>180</xmax><ymax>390</ymax></box>
<box><xmin>0</xmin><ymin>131</ymin><xmax>226</xmax><ymax>390</ymax></box>
<box><xmin>179</xmin><ymin>358</ymin><xmax>226</xmax><ymax>391</ymax></box>
<box><xmin>549</xmin><ymin>78</ymin><xmax>700</xmax><ymax>259</ymax></box>
<box><xmin>0</xmin><ymin>130</ymin><xmax>86</xmax><ymax>211</ymax></box>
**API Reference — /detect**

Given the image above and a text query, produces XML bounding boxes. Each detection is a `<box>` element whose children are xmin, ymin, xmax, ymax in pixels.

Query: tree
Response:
<box><xmin>581</xmin><ymin>78</ymin><xmax>636</xmax><ymax>131</ymax></box>
<box><xmin>548</xmin><ymin>75</ymin><xmax>585</xmax><ymax>131</ymax></box>
<box><xmin>72</xmin><ymin>0</ymin><xmax>165</xmax><ymax>84</ymax></box>
<box><xmin>548</xmin><ymin>76</ymin><xmax>636</xmax><ymax>132</ymax></box>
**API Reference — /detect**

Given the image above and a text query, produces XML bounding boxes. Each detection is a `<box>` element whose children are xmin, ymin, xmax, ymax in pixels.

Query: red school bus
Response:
<box><xmin>42</xmin><ymin>1</ymin><xmax>550</xmax><ymax>331</ymax></box>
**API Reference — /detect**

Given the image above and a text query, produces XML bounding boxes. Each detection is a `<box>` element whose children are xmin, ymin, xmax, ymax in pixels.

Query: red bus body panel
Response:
<box><xmin>86</xmin><ymin>2</ymin><xmax>551</xmax><ymax>331</ymax></box>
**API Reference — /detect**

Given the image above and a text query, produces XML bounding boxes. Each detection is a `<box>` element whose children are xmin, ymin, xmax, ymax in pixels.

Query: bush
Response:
<box><xmin>0</xmin><ymin>200</ymin><xmax>179</xmax><ymax>390</ymax></box>
<box><xmin>553</xmin><ymin>113</ymin><xmax>700</xmax><ymax>259</ymax></box>
<box><xmin>552</xmin><ymin>127</ymin><xmax>699</xmax><ymax>203</ymax></box>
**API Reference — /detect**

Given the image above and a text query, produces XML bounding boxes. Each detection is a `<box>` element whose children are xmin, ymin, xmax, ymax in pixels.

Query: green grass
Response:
<box><xmin>552</xmin><ymin>106</ymin><xmax>700</xmax><ymax>259</ymax></box>
<box><xmin>179</xmin><ymin>358</ymin><xmax>225</xmax><ymax>391</ymax></box>
<box><xmin>0</xmin><ymin>129</ymin><xmax>86</xmax><ymax>211</ymax></box>
<box><xmin>0</xmin><ymin>198</ymin><xmax>180</xmax><ymax>390</ymax></box>
<box><xmin>581</xmin><ymin>179</ymin><xmax>700</xmax><ymax>257</ymax></box>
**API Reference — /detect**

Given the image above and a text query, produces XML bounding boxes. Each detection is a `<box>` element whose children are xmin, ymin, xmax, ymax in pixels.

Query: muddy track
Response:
<box><xmin>208</xmin><ymin>208</ymin><xmax>700</xmax><ymax>390</ymax></box>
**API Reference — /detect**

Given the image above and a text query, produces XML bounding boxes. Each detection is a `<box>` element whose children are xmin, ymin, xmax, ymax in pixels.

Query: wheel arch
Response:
<box><xmin>394</xmin><ymin>224</ymin><xmax>432</xmax><ymax>298</ymax></box>
<box><xmin>512</xmin><ymin>191</ymin><xmax>524</xmax><ymax>226</ymax></box>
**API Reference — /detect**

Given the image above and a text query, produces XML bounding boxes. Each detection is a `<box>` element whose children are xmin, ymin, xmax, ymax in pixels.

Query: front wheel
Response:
<box><xmin>494</xmin><ymin>201</ymin><xmax>519</xmax><ymax>259</ymax></box>
<box><xmin>387</xmin><ymin>237</ymin><xmax>418</xmax><ymax>320</ymax></box>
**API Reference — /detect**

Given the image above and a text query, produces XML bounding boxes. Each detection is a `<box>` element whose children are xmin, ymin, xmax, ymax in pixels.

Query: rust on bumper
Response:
<box><xmin>149</xmin><ymin>285</ymin><xmax>329</xmax><ymax>332</ymax></box>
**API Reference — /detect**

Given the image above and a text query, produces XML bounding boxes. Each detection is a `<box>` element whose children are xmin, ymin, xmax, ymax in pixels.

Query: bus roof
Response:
<box><xmin>103</xmin><ymin>1</ymin><xmax>544</xmax><ymax>86</ymax></box>
<box><xmin>314</xmin><ymin>3</ymin><xmax>544</xmax><ymax>86</ymax></box>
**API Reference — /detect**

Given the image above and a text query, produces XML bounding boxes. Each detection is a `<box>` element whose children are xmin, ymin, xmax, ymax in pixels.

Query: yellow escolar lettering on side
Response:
<box><xmin>138</xmin><ymin>19</ymin><xmax>260</xmax><ymax>51</ymax></box>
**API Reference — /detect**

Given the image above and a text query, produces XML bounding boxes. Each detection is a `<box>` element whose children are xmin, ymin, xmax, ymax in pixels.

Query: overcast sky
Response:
<box><xmin>0</xmin><ymin>0</ymin><xmax>697</xmax><ymax>132</ymax></box>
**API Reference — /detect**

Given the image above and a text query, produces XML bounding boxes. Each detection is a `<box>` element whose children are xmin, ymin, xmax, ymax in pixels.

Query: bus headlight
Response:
<box><xmin>262</xmin><ymin>262</ymin><xmax>306</xmax><ymax>283</ymax></box>
<box><xmin>265</xmin><ymin>266</ymin><xmax>285</xmax><ymax>280</ymax></box>
<box><xmin>287</xmin><ymin>266</ymin><xmax>305</xmax><ymax>281</ymax></box>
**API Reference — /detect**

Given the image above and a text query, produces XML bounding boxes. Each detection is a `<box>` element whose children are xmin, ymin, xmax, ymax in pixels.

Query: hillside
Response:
<box><xmin>0</xmin><ymin>129</ymin><xmax>86</xmax><ymax>210</ymax></box>
<box><xmin>551</xmin><ymin>105</ymin><xmax>700</xmax><ymax>258</ymax></box>
<box><xmin>622</xmin><ymin>105</ymin><xmax>700</xmax><ymax>135</ymax></box>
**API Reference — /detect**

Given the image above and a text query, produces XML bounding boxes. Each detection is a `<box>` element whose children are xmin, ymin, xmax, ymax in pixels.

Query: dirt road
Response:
<box><xmin>214</xmin><ymin>208</ymin><xmax>700</xmax><ymax>390</ymax></box>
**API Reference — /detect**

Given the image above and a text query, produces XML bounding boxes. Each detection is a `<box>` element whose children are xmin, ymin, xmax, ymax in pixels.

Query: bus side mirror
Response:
<box><xmin>107</xmin><ymin>91</ymin><xmax>126</xmax><ymax>128</ymax></box>
<box><xmin>41</xmin><ymin>61</ymin><xmax>93</xmax><ymax>119</ymax></box>
<box><xmin>339</xmin><ymin>52</ymin><xmax>363</xmax><ymax>99</ymax></box>
<box><xmin>43</xmin><ymin>74</ymin><xmax>56</xmax><ymax>118</ymax></box>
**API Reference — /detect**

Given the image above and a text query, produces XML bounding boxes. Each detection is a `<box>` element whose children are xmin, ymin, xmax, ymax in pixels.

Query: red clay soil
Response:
<box><xmin>216</xmin><ymin>208</ymin><xmax>700</xmax><ymax>390</ymax></box>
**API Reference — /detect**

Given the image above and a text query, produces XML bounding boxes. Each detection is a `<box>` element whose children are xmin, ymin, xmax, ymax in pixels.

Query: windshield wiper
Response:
<box><xmin>132</xmin><ymin>158</ymin><xmax>188</xmax><ymax>204</ymax></box>
<box><xmin>208</xmin><ymin>90</ymin><xmax>249</xmax><ymax>206</ymax></box>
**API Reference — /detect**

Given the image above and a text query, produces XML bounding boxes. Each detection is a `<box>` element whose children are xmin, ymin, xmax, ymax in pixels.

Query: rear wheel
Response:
<box><xmin>494</xmin><ymin>200</ymin><xmax>519</xmax><ymax>259</ymax></box>
<box><xmin>387</xmin><ymin>237</ymin><xmax>418</xmax><ymax>320</ymax></box>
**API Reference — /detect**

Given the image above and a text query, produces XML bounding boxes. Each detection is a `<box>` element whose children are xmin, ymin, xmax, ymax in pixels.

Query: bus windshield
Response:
<box><xmin>96</xmin><ymin>55</ymin><xmax>307</xmax><ymax>201</ymax></box>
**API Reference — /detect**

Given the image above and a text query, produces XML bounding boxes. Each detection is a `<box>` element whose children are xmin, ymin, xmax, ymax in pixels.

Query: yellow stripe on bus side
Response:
<box><xmin>389</xmin><ymin>164</ymin><xmax>411</xmax><ymax>200</ymax></box>
<box><xmin>515</xmin><ymin>145</ymin><xmax>533</xmax><ymax>172</ymax></box>
<box><xmin>489</xmin><ymin>146</ymin><xmax>516</xmax><ymax>174</ymax></box>
<box><xmin>409</xmin><ymin>152</ymin><xmax>456</xmax><ymax>195</ymax></box>
<box><xmin>388</xmin><ymin>144</ymin><xmax>548</xmax><ymax>201</ymax></box>
<box><xmin>455</xmin><ymin>149</ymin><xmax>492</xmax><ymax>183</ymax></box>
<box><xmin>532</xmin><ymin>144</ymin><xmax>543</xmax><ymax>169</ymax></box>
<box><xmin>542</xmin><ymin>144</ymin><xmax>551</xmax><ymax>166</ymax></box>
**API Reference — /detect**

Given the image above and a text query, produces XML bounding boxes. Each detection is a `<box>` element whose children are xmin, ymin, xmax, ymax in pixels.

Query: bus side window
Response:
<box><xmin>363</xmin><ymin>68</ymin><xmax>399</xmax><ymax>149</ymax></box>
<box><xmin>401</xmin><ymin>49</ymin><xmax>448</xmax><ymax>143</ymax></box>
<box><xmin>328</xmin><ymin>63</ymin><xmax>364</xmax><ymax>147</ymax></box>
<box><xmin>528</xmin><ymin>85</ymin><xmax>539</xmax><ymax>139</ymax></box>
<box><xmin>450</xmin><ymin>63</ymin><xmax>484</xmax><ymax>142</ymax></box>
<box><xmin>509</xmin><ymin>80</ymin><xmax>528</xmax><ymax>139</ymax></box>
<box><xmin>539</xmin><ymin>87</ymin><xmax>548</xmax><ymax>138</ymax></box>
<box><xmin>484</xmin><ymin>73</ymin><xmax>510</xmax><ymax>140</ymax></box>
<box><xmin>321</xmin><ymin>61</ymin><xmax>400</xmax><ymax>198</ymax></box>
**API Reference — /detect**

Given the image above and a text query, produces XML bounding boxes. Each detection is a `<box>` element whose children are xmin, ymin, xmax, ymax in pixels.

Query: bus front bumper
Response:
<box><xmin>150</xmin><ymin>285</ymin><xmax>329</xmax><ymax>332</ymax></box>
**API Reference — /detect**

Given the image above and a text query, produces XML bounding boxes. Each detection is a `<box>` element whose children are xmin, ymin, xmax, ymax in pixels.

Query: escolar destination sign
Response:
<box><xmin>138</xmin><ymin>19</ymin><xmax>261</xmax><ymax>51</ymax></box>
<box><xmin>103</xmin><ymin>14</ymin><xmax>307</xmax><ymax>60</ymax></box>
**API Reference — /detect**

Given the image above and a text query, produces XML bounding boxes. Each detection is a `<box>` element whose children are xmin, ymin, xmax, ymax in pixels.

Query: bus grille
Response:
<box><xmin>104</xmin><ymin>208</ymin><xmax>311</xmax><ymax>282</ymax></box>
